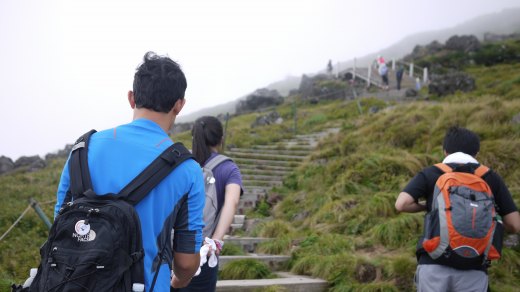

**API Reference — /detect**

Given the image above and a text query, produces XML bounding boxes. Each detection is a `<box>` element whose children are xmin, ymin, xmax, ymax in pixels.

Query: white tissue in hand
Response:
<box><xmin>199</xmin><ymin>244</ymin><xmax>210</xmax><ymax>266</ymax></box>
<box><xmin>197</xmin><ymin>237</ymin><xmax>219</xmax><ymax>268</ymax></box>
<box><xmin>208</xmin><ymin>252</ymin><xmax>218</xmax><ymax>268</ymax></box>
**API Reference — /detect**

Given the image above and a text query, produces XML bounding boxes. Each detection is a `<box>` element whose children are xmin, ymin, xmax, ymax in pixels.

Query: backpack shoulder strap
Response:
<box><xmin>204</xmin><ymin>154</ymin><xmax>231</xmax><ymax>171</ymax></box>
<box><xmin>474</xmin><ymin>165</ymin><xmax>490</xmax><ymax>178</ymax></box>
<box><xmin>67</xmin><ymin>129</ymin><xmax>97</xmax><ymax>201</ymax></box>
<box><xmin>120</xmin><ymin>142</ymin><xmax>193</xmax><ymax>206</ymax></box>
<box><xmin>434</xmin><ymin>163</ymin><xmax>452</xmax><ymax>173</ymax></box>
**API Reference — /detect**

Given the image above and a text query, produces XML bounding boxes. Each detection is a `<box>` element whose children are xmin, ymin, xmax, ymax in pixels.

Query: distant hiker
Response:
<box><xmin>375</xmin><ymin>55</ymin><xmax>389</xmax><ymax>89</ymax></box>
<box><xmin>174</xmin><ymin>116</ymin><xmax>243</xmax><ymax>292</ymax></box>
<box><xmin>395</xmin><ymin>126</ymin><xmax>520</xmax><ymax>292</ymax></box>
<box><xmin>415</xmin><ymin>77</ymin><xmax>421</xmax><ymax>91</ymax></box>
<box><xmin>376</xmin><ymin>55</ymin><xmax>385</xmax><ymax>66</ymax></box>
<box><xmin>327</xmin><ymin>59</ymin><xmax>333</xmax><ymax>76</ymax></box>
<box><xmin>53</xmin><ymin>52</ymin><xmax>205</xmax><ymax>291</ymax></box>
<box><xmin>396</xmin><ymin>64</ymin><xmax>404</xmax><ymax>90</ymax></box>
<box><xmin>378</xmin><ymin>62</ymin><xmax>389</xmax><ymax>90</ymax></box>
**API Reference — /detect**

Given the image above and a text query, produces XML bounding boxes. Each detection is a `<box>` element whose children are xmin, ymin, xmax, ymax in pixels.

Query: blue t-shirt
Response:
<box><xmin>55</xmin><ymin>118</ymin><xmax>205</xmax><ymax>292</ymax></box>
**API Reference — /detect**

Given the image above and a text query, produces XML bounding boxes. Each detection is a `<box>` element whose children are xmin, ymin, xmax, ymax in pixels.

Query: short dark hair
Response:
<box><xmin>191</xmin><ymin>116</ymin><xmax>223</xmax><ymax>166</ymax></box>
<box><xmin>443</xmin><ymin>126</ymin><xmax>480</xmax><ymax>156</ymax></box>
<box><xmin>133</xmin><ymin>52</ymin><xmax>187</xmax><ymax>113</ymax></box>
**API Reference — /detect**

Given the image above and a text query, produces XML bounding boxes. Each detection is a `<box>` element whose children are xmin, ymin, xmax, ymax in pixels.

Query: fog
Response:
<box><xmin>1</xmin><ymin>0</ymin><xmax>519</xmax><ymax>160</ymax></box>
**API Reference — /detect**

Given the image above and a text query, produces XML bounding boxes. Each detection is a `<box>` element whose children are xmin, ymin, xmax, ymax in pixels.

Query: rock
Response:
<box><xmin>236</xmin><ymin>88</ymin><xmax>283</xmax><ymax>114</ymax></box>
<box><xmin>251</xmin><ymin>111</ymin><xmax>282</xmax><ymax>128</ymax></box>
<box><xmin>511</xmin><ymin>113</ymin><xmax>520</xmax><ymax>125</ymax></box>
<box><xmin>298</xmin><ymin>74</ymin><xmax>340</xmax><ymax>100</ymax></box>
<box><xmin>0</xmin><ymin>156</ymin><xmax>14</xmax><ymax>174</ymax></box>
<box><xmin>404</xmin><ymin>40</ymin><xmax>444</xmax><ymax>61</ymax></box>
<box><xmin>45</xmin><ymin>144</ymin><xmax>73</xmax><ymax>161</ymax></box>
<box><xmin>355</xmin><ymin>263</ymin><xmax>377</xmax><ymax>283</ymax></box>
<box><xmin>405</xmin><ymin>88</ymin><xmax>418</xmax><ymax>97</ymax></box>
<box><xmin>445</xmin><ymin>35</ymin><xmax>481</xmax><ymax>53</ymax></box>
<box><xmin>368</xmin><ymin>106</ymin><xmax>380</xmax><ymax>114</ymax></box>
<box><xmin>483</xmin><ymin>32</ymin><xmax>520</xmax><ymax>43</ymax></box>
<box><xmin>14</xmin><ymin>156</ymin><xmax>46</xmax><ymax>172</ymax></box>
<box><xmin>171</xmin><ymin>121</ymin><xmax>194</xmax><ymax>135</ymax></box>
<box><xmin>428</xmin><ymin>71</ymin><xmax>476</xmax><ymax>96</ymax></box>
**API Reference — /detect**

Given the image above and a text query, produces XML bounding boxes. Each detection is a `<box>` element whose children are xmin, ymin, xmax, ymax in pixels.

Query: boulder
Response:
<box><xmin>405</xmin><ymin>88</ymin><xmax>418</xmax><ymax>97</ymax></box>
<box><xmin>14</xmin><ymin>155</ymin><xmax>46</xmax><ymax>172</ymax></box>
<box><xmin>428</xmin><ymin>71</ymin><xmax>476</xmax><ymax>96</ymax></box>
<box><xmin>298</xmin><ymin>74</ymin><xmax>332</xmax><ymax>99</ymax></box>
<box><xmin>171</xmin><ymin>121</ymin><xmax>194</xmax><ymax>135</ymax></box>
<box><xmin>236</xmin><ymin>88</ymin><xmax>283</xmax><ymax>114</ymax></box>
<box><xmin>445</xmin><ymin>35</ymin><xmax>481</xmax><ymax>53</ymax></box>
<box><xmin>0</xmin><ymin>156</ymin><xmax>14</xmax><ymax>174</ymax></box>
<box><xmin>45</xmin><ymin>144</ymin><xmax>73</xmax><ymax>161</ymax></box>
<box><xmin>404</xmin><ymin>40</ymin><xmax>444</xmax><ymax>61</ymax></box>
<box><xmin>251</xmin><ymin>111</ymin><xmax>283</xmax><ymax>128</ymax></box>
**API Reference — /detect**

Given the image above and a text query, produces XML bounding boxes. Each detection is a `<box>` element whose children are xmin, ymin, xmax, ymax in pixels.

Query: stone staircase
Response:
<box><xmin>215</xmin><ymin>129</ymin><xmax>339</xmax><ymax>291</ymax></box>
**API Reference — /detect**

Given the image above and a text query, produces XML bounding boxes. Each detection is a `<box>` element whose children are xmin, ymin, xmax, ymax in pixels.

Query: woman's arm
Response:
<box><xmin>211</xmin><ymin>183</ymin><xmax>241</xmax><ymax>241</ymax></box>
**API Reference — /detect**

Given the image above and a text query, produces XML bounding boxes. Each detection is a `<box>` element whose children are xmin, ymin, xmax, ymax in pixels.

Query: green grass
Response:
<box><xmin>2</xmin><ymin>38</ymin><xmax>520</xmax><ymax>290</ymax></box>
<box><xmin>219</xmin><ymin>259</ymin><xmax>275</xmax><ymax>280</ymax></box>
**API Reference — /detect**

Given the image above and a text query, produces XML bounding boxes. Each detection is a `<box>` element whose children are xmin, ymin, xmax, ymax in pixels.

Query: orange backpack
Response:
<box><xmin>421</xmin><ymin>163</ymin><xmax>503</xmax><ymax>267</ymax></box>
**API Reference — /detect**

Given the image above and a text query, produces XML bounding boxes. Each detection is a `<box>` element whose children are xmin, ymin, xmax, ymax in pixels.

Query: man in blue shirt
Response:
<box><xmin>55</xmin><ymin>52</ymin><xmax>205</xmax><ymax>291</ymax></box>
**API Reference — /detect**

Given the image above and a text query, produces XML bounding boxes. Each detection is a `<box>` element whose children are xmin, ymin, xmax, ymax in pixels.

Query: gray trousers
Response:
<box><xmin>415</xmin><ymin>264</ymin><xmax>488</xmax><ymax>292</ymax></box>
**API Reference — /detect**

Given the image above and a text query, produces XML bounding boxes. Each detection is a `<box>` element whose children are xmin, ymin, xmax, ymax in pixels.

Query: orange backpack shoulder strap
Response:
<box><xmin>474</xmin><ymin>165</ymin><xmax>490</xmax><ymax>178</ymax></box>
<box><xmin>434</xmin><ymin>163</ymin><xmax>453</xmax><ymax>173</ymax></box>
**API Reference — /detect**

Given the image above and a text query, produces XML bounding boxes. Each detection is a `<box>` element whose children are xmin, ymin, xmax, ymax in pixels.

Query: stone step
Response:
<box><xmin>235</xmin><ymin>158</ymin><xmax>300</xmax><ymax>167</ymax></box>
<box><xmin>251</xmin><ymin>144</ymin><xmax>315</xmax><ymax>151</ymax></box>
<box><xmin>216</xmin><ymin>273</ymin><xmax>328</xmax><ymax>292</ymax></box>
<box><xmin>230</xmin><ymin>151</ymin><xmax>306</xmax><ymax>162</ymax></box>
<box><xmin>240</xmin><ymin>168</ymin><xmax>291</xmax><ymax>176</ymax></box>
<box><xmin>228</xmin><ymin>148</ymin><xmax>311</xmax><ymax>156</ymax></box>
<box><xmin>240</xmin><ymin>192</ymin><xmax>266</xmax><ymax>202</ymax></box>
<box><xmin>242</xmin><ymin>174</ymin><xmax>284</xmax><ymax>181</ymax></box>
<box><xmin>243</xmin><ymin>187</ymin><xmax>269</xmax><ymax>195</ymax></box>
<box><xmin>239</xmin><ymin>164</ymin><xmax>295</xmax><ymax>172</ymax></box>
<box><xmin>224</xmin><ymin>236</ymin><xmax>271</xmax><ymax>253</ymax></box>
<box><xmin>233</xmin><ymin>215</ymin><xmax>246</xmax><ymax>225</ymax></box>
<box><xmin>242</xmin><ymin>180</ymin><xmax>283</xmax><ymax>187</ymax></box>
<box><xmin>218</xmin><ymin>254</ymin><xmax>291</xmax><ymax>271</ymax></box>
<box><xmin>238</xmin><ymin>200</ymin><xmax>258</xmax><ymax>210</ymax></box>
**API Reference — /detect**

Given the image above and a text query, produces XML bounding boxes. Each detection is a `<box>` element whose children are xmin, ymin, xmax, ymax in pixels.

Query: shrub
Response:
<box><xmin>219</xmin><ymin>259</ymin><xmax>274</xmax><ymax>280</ymax></box>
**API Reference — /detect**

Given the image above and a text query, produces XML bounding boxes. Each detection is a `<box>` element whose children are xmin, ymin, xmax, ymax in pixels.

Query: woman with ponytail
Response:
<box><xmin>176</xmin><ymin>116</ymin><xmax>243</xmax><ymax>292</ymax></box>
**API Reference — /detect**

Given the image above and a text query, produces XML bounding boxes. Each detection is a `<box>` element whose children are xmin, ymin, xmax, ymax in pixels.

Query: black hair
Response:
<box><xmin>132</xmin><ymin>51</ymin><xmax>187</xmax><ymax>113</ymax></box>
<box><xmin>191</xmin><ymin>116</ymin><xmax>224</xmax><ymax>166</ymax></box>
<box><xmin>443</xmin><ymin>126</ymin><xmax>480</xmax><ymax>156</ymax></box>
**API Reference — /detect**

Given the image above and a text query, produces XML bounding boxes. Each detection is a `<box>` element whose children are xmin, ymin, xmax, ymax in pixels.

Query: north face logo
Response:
<box><xmin>72</xmin><ymin>220</ymin><xmax>96</xmax><ymax>242</ymax></box>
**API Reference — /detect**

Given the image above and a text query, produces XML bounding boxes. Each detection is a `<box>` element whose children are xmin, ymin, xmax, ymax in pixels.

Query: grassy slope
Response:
<box><xmin>257</xmin><ymin>63</ymin><xmax>520</xmax><ymax>291</ymax></box>
<box><xmin>1</xmin><ymin>51</ymin><xmax>520</xmax><ymax>291</ymax></box>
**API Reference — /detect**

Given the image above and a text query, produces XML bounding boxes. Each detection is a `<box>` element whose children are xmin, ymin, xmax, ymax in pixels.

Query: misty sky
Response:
<box><xmin>1</xmin><ymin>0</ymin><xmax>519</xmax><ymax>160</ymax></box>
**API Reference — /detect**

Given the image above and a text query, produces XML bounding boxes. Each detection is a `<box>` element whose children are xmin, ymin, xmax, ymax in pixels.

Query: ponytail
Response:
<box><xmin>192</xmin><ymin>116</ymin><xmax>223</xmax><ymax>166</ymax></box>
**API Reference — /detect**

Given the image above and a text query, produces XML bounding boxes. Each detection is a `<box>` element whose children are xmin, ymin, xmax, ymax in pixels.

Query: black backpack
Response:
<box><xmin>28</xmin><ymin>130</ymin><xmax>193</xmax><ymax>292</ymax></box>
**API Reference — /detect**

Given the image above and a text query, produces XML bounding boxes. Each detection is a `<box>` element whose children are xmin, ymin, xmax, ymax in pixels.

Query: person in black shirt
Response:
<box><xmin>395</xmin><ymin>126</ymin><xmax>520</xmax><ymax>292</ymax></box>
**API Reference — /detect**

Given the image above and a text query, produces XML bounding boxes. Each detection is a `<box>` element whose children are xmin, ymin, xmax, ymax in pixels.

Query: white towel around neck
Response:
<box><xmin>442</xmin><ymin>152</ymin><xmax>479</xmax><ymax>164</ymax></box>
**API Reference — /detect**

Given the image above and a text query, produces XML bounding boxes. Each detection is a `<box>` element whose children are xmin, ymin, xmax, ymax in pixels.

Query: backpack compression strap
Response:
<box><xmin>67</xmin><ymin>129</ymin><xmax>97</xmax><ymax>202</ymax></box>
<box><xmin>204</xmin><ymin>154</ymin><xmax>231</xmax><ymax>171</ymax></box>
<box><xmin>119</xmin><ymin>142</ymin><xmax>193</xmax><ymax>205</ymax></box>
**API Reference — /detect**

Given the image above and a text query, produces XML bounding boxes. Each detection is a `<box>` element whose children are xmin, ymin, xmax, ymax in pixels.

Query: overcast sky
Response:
<box><xmin>1</xmin><ymin>0</ymin><xmax>519</xmax><ymax>160</ymax></box>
